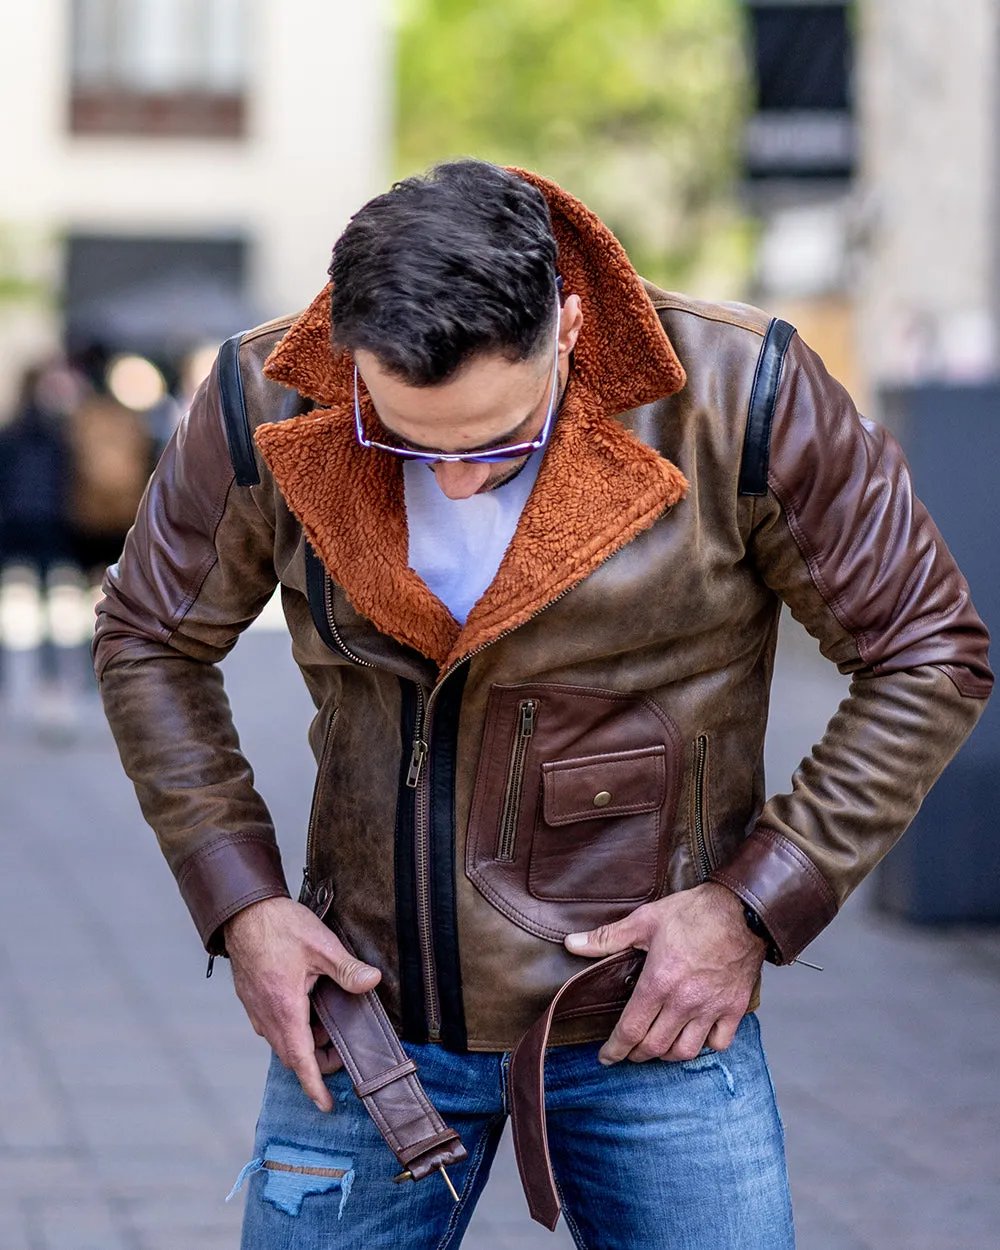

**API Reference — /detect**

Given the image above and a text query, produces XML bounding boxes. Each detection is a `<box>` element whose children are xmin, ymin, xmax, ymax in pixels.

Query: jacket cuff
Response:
<box><xmin>176</xmin><ymin>834</ymin><xmax>291</xmax><ymax>955</ymax></box>
<box><xmin>708</xmin><ymin>827</ymin><xmax>837</xmax><ymax>964</ymax></box>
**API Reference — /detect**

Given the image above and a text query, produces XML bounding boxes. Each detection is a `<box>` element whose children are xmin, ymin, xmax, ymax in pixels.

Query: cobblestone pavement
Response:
<box><xmin>0</xmin><ymin>612</ymin><xmax>997</xmax><ymax>1249</ymax></box>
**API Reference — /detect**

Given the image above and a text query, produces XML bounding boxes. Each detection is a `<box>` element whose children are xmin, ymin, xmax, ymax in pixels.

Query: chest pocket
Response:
<box><xmin>530</xmin><ymin>745</ymin><xmax>667</xmax><ymax>902</ymax></box>
<box><xmin>466</xmin><ymin>683</ymin><xmax>682</xmax><ymax>942</ymax></box>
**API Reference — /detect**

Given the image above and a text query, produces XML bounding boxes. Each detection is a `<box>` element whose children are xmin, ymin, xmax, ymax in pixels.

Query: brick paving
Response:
<box><xmin>0</xmin><ymin>614</ymin><xmax>997</xmax><ymax>1248</ymax></box>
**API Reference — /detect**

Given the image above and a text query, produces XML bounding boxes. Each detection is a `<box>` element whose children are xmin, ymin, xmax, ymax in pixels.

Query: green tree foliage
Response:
<box><xmin>0</xmin><ymin>223</ymin><xmax>52</xmax><ymax>305</ymax></box>
<box><xmin>395</xmin><ymin>0</ymin><xmax>751</xmax><ymax>291</ymax></box>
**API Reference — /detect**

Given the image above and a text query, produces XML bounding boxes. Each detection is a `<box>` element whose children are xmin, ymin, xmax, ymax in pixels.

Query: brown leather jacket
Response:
<box><xmin>94</xmin><ymin>172</ymin><xmax>992</xmax><ymax>1052</ymax></box>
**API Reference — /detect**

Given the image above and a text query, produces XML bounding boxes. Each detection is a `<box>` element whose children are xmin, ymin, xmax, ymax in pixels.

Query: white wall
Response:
<box><xmin>0</xmin><ymin>0</ymin><xmax>390</xmax><ymax>405</ymax></box>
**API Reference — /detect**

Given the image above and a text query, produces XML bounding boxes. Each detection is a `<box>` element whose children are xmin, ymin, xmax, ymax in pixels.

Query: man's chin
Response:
<box><xmin>479</xmin><ymin>457</ymin><xmax>530</xmax><ymax>493</ymax></box>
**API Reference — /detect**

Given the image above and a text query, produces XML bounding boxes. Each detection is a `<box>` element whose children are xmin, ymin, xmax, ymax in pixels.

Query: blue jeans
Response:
<box><xmin>234</xmin><ymin>1012</ymin><xmax>794</xmax><ymax>1249</ymax></box>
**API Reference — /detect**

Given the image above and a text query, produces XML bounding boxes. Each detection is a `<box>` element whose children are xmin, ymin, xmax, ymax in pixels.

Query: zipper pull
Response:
<box><xmin>406</xmin><ymin>738</ymin><xmax>428</xmax><ymax>788</ymax></box>
<box><xmin>520</xmin><ymin>700</ymin><xmax>537</xmax><ymax>736</ymax></box>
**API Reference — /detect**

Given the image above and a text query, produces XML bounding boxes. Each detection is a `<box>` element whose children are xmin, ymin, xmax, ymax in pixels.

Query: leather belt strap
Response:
<box><xmin>311</xmin><ymin>953</ymin><xmax>643</xmax><ymax>1222</ymax></box>
<box><xmin>508</xmin><ymin>950</ymin><xmax>646</xmax><ymax>1229</ymax></box>
<box><xmin>310</xmin><ymin>976</ymin><xmax>468</xmax><ymax>1181</ymax></box>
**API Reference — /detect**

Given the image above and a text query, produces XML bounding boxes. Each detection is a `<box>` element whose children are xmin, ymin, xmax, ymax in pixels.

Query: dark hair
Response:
<box><xmin>329</xmin><ymin>160</ymin><xmax>559</xmax><ymax>386</ymax></box>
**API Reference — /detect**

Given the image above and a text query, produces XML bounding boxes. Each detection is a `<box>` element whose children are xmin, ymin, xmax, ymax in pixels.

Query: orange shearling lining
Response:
<box><xmin>255</xmin><ymin>170</ymin><xmax>689</xmax><ymax>671</ymax></box>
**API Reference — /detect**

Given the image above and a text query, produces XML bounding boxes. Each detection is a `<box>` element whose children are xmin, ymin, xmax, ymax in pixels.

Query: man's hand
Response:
<box><xmin>564</xmin><ymin>883</ymin><xmax>765</xmax><ymax>1065</ymax></box>
<box><xmin>224</xmin><ymin>897</ymin><xmax>381</xmax><ymax>1111</ymax></box>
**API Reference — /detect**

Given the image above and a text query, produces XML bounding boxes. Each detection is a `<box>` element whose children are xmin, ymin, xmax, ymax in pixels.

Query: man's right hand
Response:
<box><xmin>223</xmin><ymin>896</ymin><xmax>381</xmax><ymax>1112</ymax></box>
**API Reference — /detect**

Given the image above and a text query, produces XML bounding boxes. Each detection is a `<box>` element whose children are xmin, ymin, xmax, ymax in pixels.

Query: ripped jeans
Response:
<box><xmin>234</xmin><ymin>1012</ymin><xmax>794</xmax><ymax>1249</ymax></box>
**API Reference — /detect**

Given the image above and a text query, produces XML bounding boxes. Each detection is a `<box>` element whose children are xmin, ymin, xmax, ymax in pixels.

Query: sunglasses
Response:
<box><xmin>353</xmin><ymin>294</ymin><xmax>563</xmax><ymax>464</ymax></box>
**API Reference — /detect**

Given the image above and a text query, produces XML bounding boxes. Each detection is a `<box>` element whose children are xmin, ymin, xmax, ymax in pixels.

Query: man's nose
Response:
<box><xmin>431</xmin><ymin>460</ymin><xmax>492</xmax><ymax>499</ymax></box>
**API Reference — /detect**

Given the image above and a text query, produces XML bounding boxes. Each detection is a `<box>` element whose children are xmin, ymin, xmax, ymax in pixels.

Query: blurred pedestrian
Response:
<box><xmin>0</xmin><ymin>363</ymin><xmax>75</xmax><ymax>580</ymax></box>
<box><xmin>65</xmin><ymin>382</ymin><xmax>155</xmax><ymax>584</ymax></box>
<box><xmin>94</xmin><ymin>162</ymin><xmax>992</xmax><ymax>1248</ymax></box>
<box><xmin>0</xmin><ymin>361</ymin><xmax>90</xmax><ymax>730</ymax></box>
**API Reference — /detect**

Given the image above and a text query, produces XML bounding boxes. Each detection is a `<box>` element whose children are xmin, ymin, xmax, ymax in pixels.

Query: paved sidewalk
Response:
<box><xmin>0</xmin><ymin>614</ymin><xmax>996</xmax><ymax>1249</ymax></box>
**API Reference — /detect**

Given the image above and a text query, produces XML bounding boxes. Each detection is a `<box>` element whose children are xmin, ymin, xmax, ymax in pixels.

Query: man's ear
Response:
<box><xmin>560</xmin><ymin>293</ymin><xmax>584</xmax><ymax>355</ymax></box>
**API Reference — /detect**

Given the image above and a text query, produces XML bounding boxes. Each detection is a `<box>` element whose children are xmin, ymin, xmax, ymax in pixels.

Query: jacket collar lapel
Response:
<box><xmin>255</xmin><ymin>170</ymin><xmax>688</xmax><ymax>670</ymax></box>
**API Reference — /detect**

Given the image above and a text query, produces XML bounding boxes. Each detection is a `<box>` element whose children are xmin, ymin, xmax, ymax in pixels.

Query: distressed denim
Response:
<box><xmin>234</xmin><ymin>1012</ymin><xmax>794</xmax><ymax>1249</ymax></box>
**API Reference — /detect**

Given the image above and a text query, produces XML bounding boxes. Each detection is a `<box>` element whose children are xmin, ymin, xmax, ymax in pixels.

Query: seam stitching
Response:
<box><xmin>767</xmin><ymin>464</ymin><xmax>865</xmax><ymax>661</ymax></box>
<box><xmin>175</xmin><ymin>831</ymin><xmax>279</xmax><ymax>884</ymax></box>
<box><xmin>165</xmin><ymin>469</ymin><xmax>239</xmax><ymax>642</ymax></box>
<box><xmin>649</xmin><ymin>300</ymin><xmax>769</xmax><ymax>336</ymax></box>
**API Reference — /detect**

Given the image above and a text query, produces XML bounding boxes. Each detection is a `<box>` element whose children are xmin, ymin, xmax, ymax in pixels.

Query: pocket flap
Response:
<box><xmin>541</xmin><ymin>746</ymin><xmax>666</xmax><ymax>827</ymax></box>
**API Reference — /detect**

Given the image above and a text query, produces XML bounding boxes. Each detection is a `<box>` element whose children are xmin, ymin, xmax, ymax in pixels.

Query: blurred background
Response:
<box><xmin>0</xmin><ymin>2</ymin><xmax>998</xmax><ymax>1247</ymax></box>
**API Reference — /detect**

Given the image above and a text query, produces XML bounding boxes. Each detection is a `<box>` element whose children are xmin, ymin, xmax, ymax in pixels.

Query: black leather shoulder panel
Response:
<box><xmin>738</xmin><ymin>318</ymin><xmax>796</xmax><ymax>497</ymax></box>
<box><xmin>217</xmin><ymin>333</ymin><xmax>260</xmax><ymax>487</ymax></box>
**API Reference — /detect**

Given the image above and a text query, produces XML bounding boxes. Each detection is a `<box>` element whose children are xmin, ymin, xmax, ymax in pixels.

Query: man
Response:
<box><xmin>94</xmin><ymin>161</ymin><xmax>992</xmax><ymax>1248</ymax></box>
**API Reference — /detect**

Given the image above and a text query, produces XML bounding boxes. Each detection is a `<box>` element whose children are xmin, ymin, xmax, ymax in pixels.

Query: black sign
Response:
<box><xmin>744</xmin><ymin>2</ymin><xmax>855</xmax><ymax>180</ymax></box>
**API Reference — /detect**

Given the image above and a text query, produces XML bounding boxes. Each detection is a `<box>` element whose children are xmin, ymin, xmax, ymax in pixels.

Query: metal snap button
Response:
<box><xmin>593</xmin><ymin>791</ymin><xmax>612</xmax><ymax>807</ymax></box>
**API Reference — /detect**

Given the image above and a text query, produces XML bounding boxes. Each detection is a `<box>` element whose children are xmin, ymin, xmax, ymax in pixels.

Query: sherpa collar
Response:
<box><xmin>255</xmin><ymin>169</ymin><xmax>688</xmax><ymax>671</ymax></box>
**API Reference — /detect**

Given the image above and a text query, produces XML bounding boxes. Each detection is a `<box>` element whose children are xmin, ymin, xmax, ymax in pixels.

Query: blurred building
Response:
<box><xmin>856</xmin><ymin>0</ymin><xmax>999</xmax><ymax>394</ymax></box>
<box><xmin>0</xmin><ymin>0</ymin><xmax>389</xmax><ymax>409</ymax></box>
<box><xmin>743</xmin><ymin>1</ymin><xmax>860</xmax><ymax>397</ymax></box>
<box><xmin>743</xmin><ymin>0</ymin><xmax>999</xmax><ymax>411</ymax></box>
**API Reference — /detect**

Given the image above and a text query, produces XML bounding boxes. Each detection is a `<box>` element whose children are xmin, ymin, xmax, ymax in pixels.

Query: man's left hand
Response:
<box><xmin>564</xmin><ymin>883</ymin><xmax>766</xmax><ymax>1064</ymax></box>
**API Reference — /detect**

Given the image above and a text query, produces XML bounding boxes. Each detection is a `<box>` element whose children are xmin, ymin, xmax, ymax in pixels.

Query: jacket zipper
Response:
<box><xmin>318</xmin><ymin>560</ymin><xmax>589</xmax><ymax>1042</ymax></box>
<box><xmin>394</xmin><ymin>504</ymin><xmax>674</xmax><ymax>1039</ymax></box>
<box><xmin>495</xmin><ymin>699</ymin><xmax>537</xmax><ymax>861</ymax></box>
<box><xmin>303</xmin><ymin>707</ymin><xmax>340</xmax><ymax>901</ymax></box>
<box><xmin>397</xmin><ymin>544</ymin><xmax>657</xmax><ymax>1033</ymax></box>
<box><xmin>694</xmin><ymin>733</ymin><xmax>712</xmax><ymax>880</ymax></box>
<box><xmin>324</xmin><ymin>574</ymin><xmax>375</xmax><ymax>668</ymax></box>
<box><xmin>404</xmin><ymin>685</ymin><xmax>442</xmax><ymax>1039</ymax></box>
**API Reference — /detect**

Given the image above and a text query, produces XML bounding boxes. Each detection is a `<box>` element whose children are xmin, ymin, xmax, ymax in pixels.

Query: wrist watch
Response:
<box><xmin>742</xmin><ymin>904</ymin><xmax>779</xmax><ymax>964</ymax></box>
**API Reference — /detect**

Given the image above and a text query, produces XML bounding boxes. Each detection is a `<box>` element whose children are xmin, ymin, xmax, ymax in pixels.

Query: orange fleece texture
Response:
<box><xmin>255</xmin><ymin>170</ymin><xmax>689</xmax><ymax>670</ymax></box>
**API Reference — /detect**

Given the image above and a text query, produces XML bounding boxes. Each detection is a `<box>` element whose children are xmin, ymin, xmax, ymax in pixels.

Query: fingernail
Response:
<box><xmin>313</xmin><ymin>1098</ymin><xmax>326</xmax><ymax>1112</ymax></box>
<box><xmin>565</xmin><ymin>933</ymin><xmax>589</xmax><ymax>950</ymax></box>
<box><xmin>598</xmin><ymin>1053</ymin><xmax>613</xmax><ymax>1067</ymax></box>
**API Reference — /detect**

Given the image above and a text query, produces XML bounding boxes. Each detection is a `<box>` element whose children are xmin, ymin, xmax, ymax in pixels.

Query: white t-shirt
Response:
<box><xmin>404</xmin><ymin>453</ymin><xmax>543</xmax><ymax>625</ymax></box>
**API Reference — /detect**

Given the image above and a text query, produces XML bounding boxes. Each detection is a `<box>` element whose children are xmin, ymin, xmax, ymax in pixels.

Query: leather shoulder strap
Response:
<box><xmin>217</xmin><ymin>335</ymin><xmax>336</xmax><ymax>646</ymax></box>
<box><xmin>217</xmin><ymin>333</ymin><xmax>260</xmax><ymax>487</ymax></box>
<box><xmin>738</xmin><ymin>317</ymin><xmax>796</xmax><ymax>497</ymax></box>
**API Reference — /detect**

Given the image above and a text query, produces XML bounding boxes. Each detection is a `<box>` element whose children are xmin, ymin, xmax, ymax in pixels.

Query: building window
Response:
<box><xmin>742</xmin><ymin>1</ymin><xmax>855</xmax><ymax>181</ymax></box>
<box><xmin>70</xmin><ymin>0</ymin><xmax>248</xmax><ymax>138</ymax></box>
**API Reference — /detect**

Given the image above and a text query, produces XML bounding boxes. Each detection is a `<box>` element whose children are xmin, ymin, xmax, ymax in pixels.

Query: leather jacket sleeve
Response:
<box><xmin>709</xmin><ymin>332</ymin><xmax>993</xmax><ymax>963</ymax></box>
<box><xmin>93</xmin><ymin>361</ymin><xmax>292</xmax><ymax>954</ymax></box>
